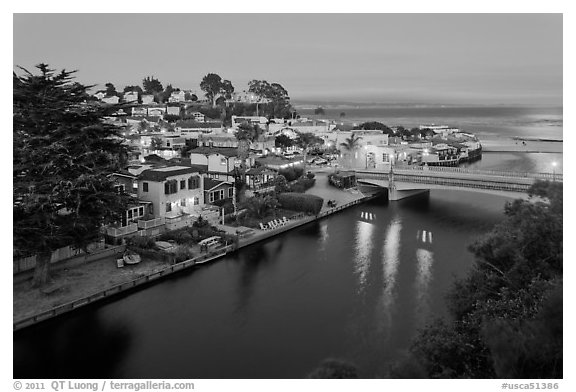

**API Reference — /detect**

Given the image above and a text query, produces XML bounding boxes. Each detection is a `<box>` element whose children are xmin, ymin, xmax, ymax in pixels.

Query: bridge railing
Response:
<box><xmin>355</xmin><ymin>166</ymin><xmax>562</xmax><ymax>182</ymax></box>
<box><xmin>391</xmin><ymin>174</ymin><xmax>532</xmax><ymax>193</ymax></box>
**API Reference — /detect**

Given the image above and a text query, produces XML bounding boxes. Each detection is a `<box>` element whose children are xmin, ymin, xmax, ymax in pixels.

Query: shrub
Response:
<box><xmin>126</xmin><ymin>235</ymin><xmax>156</xmax><ymax>249</ymax></box>
<box><xmin>173</xmin><ymin>246</ymin><xmax>195</xmax><ymax>263</ymax></box>
<box><xmin>193</xmin><ymin>216</ymin><xmax>210</xmax><ymax>228</ymax></box>
<box><xmin>279</xmin><ymin>166</ymin><xmax>304</xmax><ymax>182</ymax></box>
<box><xmin>290</xmin><ymin>178</ymin><xmax>315</xmax><ymax>193</ymax></box>
<box><xmin>274</xmin><ymin>175</ymin><xmax>289</xmax><ymax>193</ymax></box>
<box><xmin>277</xmin><ymin>193</ymin><xmax>323</xmax><ymax>215</ymax></box>
<box><xmin>306</xmin><ymin>172</ymin><xmax>315</xmax><ymax>180</ymax></box>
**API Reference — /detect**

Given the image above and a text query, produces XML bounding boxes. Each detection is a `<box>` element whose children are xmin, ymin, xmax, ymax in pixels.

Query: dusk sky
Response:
<box><xmin>13</xmin><ymin>13</ymin><xmax>562</xmax><ymax>105</ymax></box>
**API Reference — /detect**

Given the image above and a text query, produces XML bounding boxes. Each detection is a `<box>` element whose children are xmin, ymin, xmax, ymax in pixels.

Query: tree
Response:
<box><xmin>296</xmin><ymin>132</ymin><xmax>322</xmax><ymax>174</ymax></box>
<box><xmin>234</xmin><ymin>122</ymin><xmax>262</xmax><ymax>200</ymax></box>
<box><xmin>136</xmin><ymin>119</ymin><xmax>149</xmax><ymax>134</ymax></box>
<box><xmin>409</xmin><ymin>181</ymin><xmax>563</xmax><ymax>378</ymax></box>
<box><xmin>314</xmin><ymin>106</ymin><xmax>325</xmax><ymax>116</ymax></box>
<box><xmin>248</xmin><ymin>80</ymin><xmax>292</xmax><ymax>118</ymax></box>
<box><xmin>184</xmin><ymin>92</ymin><xmax>197</xmax><ymax>101</ymax></box>
<box><xmin>273</xmin><ymin>175</ymin><xmax>289</xmax><ymax>194</ymax></box>
<box><xmin>105</xmin><ymin>82</ymin><xmax>117</xmax><ymax>97</ymax></box>
<box><xmin>243</xmin><ymin>195</ymin><xmax>279</xmax><ymax>219</ymax></box>
<box><xmin>275</xmin><ymin>134</ymin><xmax>293</xmax><ymax>149</ymax></box>
<box><xmin>354</xmin><ymin>121</ymin><xmax>394</xmax><ymax>135</ymax></box>
<box><xmin>13</xmin><ymin>64</ymin><xmax>131</xmax><ymax>287</ymax></box>
<box><xmin>339</xmin><ymin>132</ymin><xmax>363</xmax><ymax>168</ymax></box>
<box><xmin>200</xmin><ymin>73</ymin><xmax>234</xmax><ymax>108</ymax></box>
<box><xmin>142</xmin><ymin>76</ymin><xmax>163</xmax><ymax>95</ymax></box>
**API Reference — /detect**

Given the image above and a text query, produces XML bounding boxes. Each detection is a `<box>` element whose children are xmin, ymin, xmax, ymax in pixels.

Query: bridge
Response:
<box><xmin>355</xmin><ymin>165</ymin><xmax>562</xmax><ymax>201</ymax></box>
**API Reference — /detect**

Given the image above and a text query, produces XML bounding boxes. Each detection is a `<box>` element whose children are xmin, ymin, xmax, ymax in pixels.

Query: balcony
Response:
<box><xmin>137</xmin><ymin>217</ymin><xmax>166</xmax><ymax>230</ymax></box>
<box><xmin>106</xmin><ymin>223</ymin><xmax>138</xmax><ymax>237</ymax></box>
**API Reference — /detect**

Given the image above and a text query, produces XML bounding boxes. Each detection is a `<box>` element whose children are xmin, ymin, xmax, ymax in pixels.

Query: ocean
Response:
<box><xmin>296</xmin><ymin>104</ymin><xmax>563</xmax><ymax>141</ymax></box>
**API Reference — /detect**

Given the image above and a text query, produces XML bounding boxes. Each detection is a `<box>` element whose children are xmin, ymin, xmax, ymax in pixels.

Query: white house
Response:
<box><xmin>189</xmin><ymin>147</ymin><xmax>252</xmax><ymax>181</ymax></box>
<box><xmin>124</xmin><ymin>91</ymin><xmax>139</xmax><ymax>103</ymax></box>
<box><xmin>141</xmin><ymin>94</ymin><xmax>155</xmax><ymax>105</ymax></box>
<box><xmin>169</xmin><ymin>90</ymin><xmax>186</xmax><ymax>103</ymax></box>
<box><xmin>137</xmin><ymin>166</ymin><xmax>205</xmax><ymax>220</ymax></box>
<box><xmin>102</xmin><ymin>96</ymin><xmax>120</xmax><ymax>104</ymax></box>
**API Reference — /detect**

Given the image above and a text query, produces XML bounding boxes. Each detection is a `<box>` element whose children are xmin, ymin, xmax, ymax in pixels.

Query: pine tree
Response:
<box><xmin>13</xmin><ymin>64</ymin><xmax>131</xmax><ymax>287</ymax></box>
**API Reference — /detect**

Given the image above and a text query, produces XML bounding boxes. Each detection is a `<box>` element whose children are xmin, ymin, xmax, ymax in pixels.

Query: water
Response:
<box><xmin>299</xmin><ymin>105</ymin><xmax>563</xmax><ymax>141</ymax></box>
<box><xmin>14</xmin><ymin>190</ymin><xmax>506</xmax><ymax>379</ymax></box>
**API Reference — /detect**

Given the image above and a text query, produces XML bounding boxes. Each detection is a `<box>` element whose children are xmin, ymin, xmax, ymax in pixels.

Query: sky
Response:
<box><xmin>13</xmin><ymin>13</ymin><xmax>563</xmax><ymax>105</ymax></box>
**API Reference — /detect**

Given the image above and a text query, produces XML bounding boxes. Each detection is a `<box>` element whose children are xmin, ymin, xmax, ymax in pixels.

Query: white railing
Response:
<box><xmin>106</xmin><ymin>223</ymin><xmax>138</xmax><ymax>237</ymax></box>
<box><xmin>137</xmin><ymin>217</ymin><xmax>165</xmax><ymax>229</ymax></box>
<box><xmin>355</xmin><ymin>166</ymin><xmax>562</xmax><ymax>182</ymax></box>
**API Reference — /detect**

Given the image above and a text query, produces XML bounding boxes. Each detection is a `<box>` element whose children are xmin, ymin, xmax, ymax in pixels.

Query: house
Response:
<box><xmin>203</xmin><ymin>179</ymin><xmax>234</xmax><ymax>204</ymax></box>
<box><xmin>166</xmin><ymin>105</ymin><xmax>181</xmax><ymax>117</ymax></box>
<box><xmin>124</xmin><ymin>91</ymin><xmax>139</xmax><ymax>103</ymax></box>
<box><xmin>138</xmin><ymin>166</ymin><xmax>205</xmax><ymax>220</ymax></box>
<box><xmin>102</xmin><ymin>96</ymin><xmax>120</xmax><ymax>104</ymax></box>
<box><xmin>188</xmin><ymin>111</ymin><xmax>205</xmax><ymax>122</ymax></box>
<box><xmin>131</xmin><ymin>106</ymin><xmax>148</xmax><ymax>116</ymax></box>
<box><xmin>94</xmin><ymin>91</ymin><xmax>106</xmax><ymax>100</ymax></box>
<box><xmin>174</xmin><ymin>120</ymin><xmax>223</xmax><ymax>135</ymax></box>
<box><xmin>148</xmin><ymin>106</ymin><xmax>167</xmax><ymax>117</ymax></box>
<box><xmin>189</xmin><ymin>147</ymin><xmax>253</xmax><ymax>181</ymax></box>
<box><xmin>197</xmin><ymin>132</ymin><xmax>238</xmax><ymax>148</ymax></box>
<box><xmin>169</xmin><ymin>90</ymin><xmax>186</xmax><ymax>103</ymax></box>
<box><xmin>256</xmin><ymin>154</ymin><xmax>304</xmax><ymax>171</ymax></box>
<box><xmin>141</xmin><ymin>94</ymin><xmax>155</xmax><ymax>105</ymax></box>
<box><xmin>231</xmin><ymin>115</ymin><xmax>268</xmax><ymax>129</ymax></box>
<box><xmin>245</xmin><ymin>166</ymin><xmax>277</xmax><ymax>193</ymax></box>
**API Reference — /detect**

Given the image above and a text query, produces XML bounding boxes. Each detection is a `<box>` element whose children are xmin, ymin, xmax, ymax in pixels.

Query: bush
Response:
<box><xmin>290</xmin><ymin>178</ymin><xmax>315</xmax><ymax>193</ymax></box>
<box><xmin>277</xmin><ymin>193</ymin><xmax>323</xmax><ymax>215</ymax></box>
<box><xmin>279</xmin><ymin>166</ymin><xmax>304</xmax><ymax>182</ymax></box>
<box><xmin>173</xmin><ymin>246</ymin><xmax>195</xmax><ymax>263</ymax></box>
<box><xmin>306</xmin><ymin>172</ymin><xmax>315</xmax><ymax>180</ymax></box>
<box><xmin>193</xmin><ymin>216</ymin><xmax>210</xmax><ymax>228</ymax></box>
<box><xmin>126</xmin><ymin>235</ymin><xmax>156</xmax><ymax>249</ymax></box>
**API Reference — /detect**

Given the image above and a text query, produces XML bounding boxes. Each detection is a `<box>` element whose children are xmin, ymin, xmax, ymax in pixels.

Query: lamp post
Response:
<box><xmin>552</xmin><ymin>161</ymin><xmax>557</xmax><ymax>182</ymax></box>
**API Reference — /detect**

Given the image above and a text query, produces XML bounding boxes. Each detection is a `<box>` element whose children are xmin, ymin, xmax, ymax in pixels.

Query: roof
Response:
<box><xmin>189</xmin><ymin>147</ymin><xmax>239</xmax><ymax>158</ymax></box>
<box><xmin>176</xmin><ymin>120</ymin><xmax>222</xmax><ymax>129</ymax></box>
<box><xmin>203</xmin><ymin>178</ymin><xmax>233</xmax><ymax>191</ymax></box>
<box><xmin>166</xmin><ymin>159</ymin><xmax>208</xmax><ymax>173</ymax></box>
<box><xmin>139</xmin><ymin>166</ymin><xmax>203</xmax><ymax>182</ymax></box>
<box><xmin>246</xmin><ymin>166</ymin><xmax>276</xmax><ymax>175</ymax></box>
<box><xmin>256</xmin><ymin>155</ymin><xmax>303</xmax><ymax>166</ymax></box>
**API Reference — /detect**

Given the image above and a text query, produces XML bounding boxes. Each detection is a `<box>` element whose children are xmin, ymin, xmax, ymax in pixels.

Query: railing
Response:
<box><xmin>106</xmin><ymin>223</ymin><xmax>138</xmax><ymax>237</ymax></box>
<box><xmin>137</xmin><ymin>217</ymin><xmax>165</xmax><ymax>229</ymax></box>
<box><xmin>355</xmin><ymin>166</ymin><xmax>562</xmax><ymax>182</ymax></box>
<box><xmin>391</xmin><ymin>174</ymin><xmax>531</xmax><ymax>193</ymax></box>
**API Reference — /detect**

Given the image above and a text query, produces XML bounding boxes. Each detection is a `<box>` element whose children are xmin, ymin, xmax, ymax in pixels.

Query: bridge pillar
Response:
<box><xmin>388</xmin><ymin>188</ymin><xmax>430</xmax><ymax>201</ymax></box>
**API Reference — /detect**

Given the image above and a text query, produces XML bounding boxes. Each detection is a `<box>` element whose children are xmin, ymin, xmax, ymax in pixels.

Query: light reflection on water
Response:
<box><xmin>414</xmin><ymin>248</ymin><xmax>434</xmax><ymax>323</ymax></box>
<box><xmin>376</xmin><ymin>218</ymin><xmax>402</xmax><ymax>336</ymax></box>
<box><xmin>354</xmin><ymin>219</ymin><xmax>375</xmax><ymax>293</ymax></box>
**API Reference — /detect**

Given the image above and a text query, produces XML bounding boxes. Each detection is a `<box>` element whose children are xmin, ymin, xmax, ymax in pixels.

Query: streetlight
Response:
<box><xmin>552</xmin><ymin>161</ymin><xmax>557</xmax><ymax>182</ymax></box>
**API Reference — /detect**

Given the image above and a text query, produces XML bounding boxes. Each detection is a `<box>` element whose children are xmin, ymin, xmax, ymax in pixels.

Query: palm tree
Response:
<box><xmin>339</xmin><ymin>133</ymin><xmax>363</xmax><ymax>168</ymax></box>
<box><xmin>234</xmin><ymin>122</ymin><xmax>262</xmax><ymax>201</ymax></box>
<box><xmin>296</xmin><ymin>132</ymin><xmax>318</xmax><ymax>174</ymax></box>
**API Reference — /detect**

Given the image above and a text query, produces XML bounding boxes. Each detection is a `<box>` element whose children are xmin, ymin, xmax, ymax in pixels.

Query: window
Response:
<box><xmin>220</xmin><ymin>157</ymin><xmax>227</xmax><ymax>165</ymax></box>
<box><xmin>219</xmin><ymin>189</ymin><xmax>224</xmax><ymax>200</ymax></box>
<box><xmin>143</xmin><ymin>182</ymin><xmax>149</xmax><ymax>192</ymax></box>
<box><xmin>209</xmin><ymin>192</ymin><xmax>215</xmax><ymax>203</ymax></box>
<box><xmin>166</xmin><ymin>203</ymin><xmax>172</xmax><ymax>212</ymax></box>
<box><xmin>127</xmin><ymin>210</ymin><xmax>133</xmax><ymax>219</ymax></box>
<box><xmin>188</xmin><ymin>176</ymin><xmax>199</xmax><ymax>189</ymax></box>
<box><xmin>382</xmin><ymin>153</ymin><xmax>390</xmax><ymax>162</ymax></box>
<box><xmin>193</xmin><ymin>196</ymin><xmax>199</xmax><ymax>205</ymax></box>
<box><xmin>164</xmin><ymin>180</ymin><xmax>177</xmax><ymax>194</ymax></box>
<box><xmin>180</xmin><ymin>180</ymin><xmax>186</xmax><ymax>190</ymax></box>
<box><xmin>138</xmin><ymin>206</ymin><xmax>144</xmax><ymax>216</ymax></box>
<box><xmin>228</xmin><ymin>187</ymin><xmax>234</xmax><ymax>198</ymax></box>
<box><xmin>181</xmin><ymin>198</ymin><xmax>186</xmax><ymax>207</ymax></box>
<box><xmin>114</xmin><ymin>184</ymin><xmax>125</xmax><ymax>194</ymax></box>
